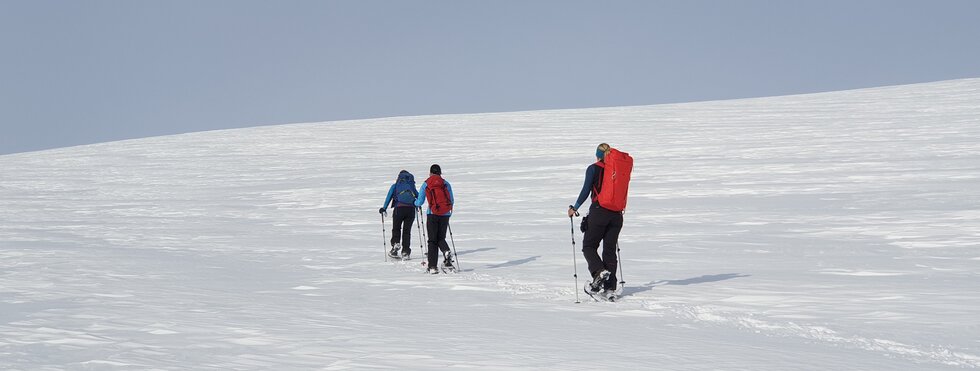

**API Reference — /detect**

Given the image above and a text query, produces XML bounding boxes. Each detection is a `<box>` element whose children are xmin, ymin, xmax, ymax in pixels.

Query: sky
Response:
<box><xmin>2</xmin><ymin>0</ymin><xmax>980</xmax><ymax>155</ymax></box>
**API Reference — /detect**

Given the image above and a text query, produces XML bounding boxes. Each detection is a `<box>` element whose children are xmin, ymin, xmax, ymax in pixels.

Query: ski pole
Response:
<box><xmin>448</xmin><ymin>222</ymin><xmax>460</xmax><ymax>271</ymax></box>
<box><xmin>381</xmin><ymin>213</ymin><xmax>388</xmax><ymax>262</ymax></box>
<box><xmin>569</xmin><ymin>209</ymin><xmax>581</xmax><ymax>304</ymax></box>
<box><xmin>417</xmin><ymin>207</ymin><xmax>428</xmax><ymax>264</ymax></box>
<box><xmin>617</xmin><ymin>243</ymin><xmax>625</xmax><ymax>287</ymax></box>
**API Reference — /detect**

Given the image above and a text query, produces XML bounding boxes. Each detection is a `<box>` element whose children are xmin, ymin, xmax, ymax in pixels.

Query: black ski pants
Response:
<box><xmin>426</xmin><ymin>214</ymin><xmax>451</xmax><ymax>269</ymax></box>
<box><xmin>390</xmin><ymin>206</ymin><xmax>415</xmax><ymax>254</ymax></box>
<box><xmin>582</xmin><ymin>205</ymin><xmax>623</xmax><ymax>290</ymax></box>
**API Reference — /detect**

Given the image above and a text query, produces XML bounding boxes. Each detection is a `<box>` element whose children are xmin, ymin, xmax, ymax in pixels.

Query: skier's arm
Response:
<box><xmin>446</xmin><ymin>181</ymin><xmax>454</xmax><ymax>205</ymax></box>
<box><xmin>573</xmin><ymin>166</ymin><xmax>597</xmax><ymax>211</ymax></box>
<box><xmin>382</xmin><ymin>184</ymin><xmax>396</xmax><ymax>209</ymax></box>
<box><xmin>414</xmin><ymin>182</ymin><xmax>427</xmax><ymax>208</ymax></box>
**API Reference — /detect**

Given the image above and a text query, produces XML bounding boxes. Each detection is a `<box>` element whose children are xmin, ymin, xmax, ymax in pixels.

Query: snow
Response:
<box><xmin>1</xmin><ymin>79</ymin><xmax>979</xmax><ymax>370</ymax></box>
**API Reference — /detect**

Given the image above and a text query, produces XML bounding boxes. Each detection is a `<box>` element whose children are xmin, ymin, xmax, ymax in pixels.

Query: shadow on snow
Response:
<box><xmin>486</xmin><ymin>256</ymin><xmax>540</xmax><ymax>269</ymax></box>
<box><xmin>620</xmin><ymin>273</ymin><xmax>751</xmax><ymax>296</ymax></box>
<box><xmin>454</xmin><ymin>247</ymin><xmax>496</xmax><ymax>256</ymax></box>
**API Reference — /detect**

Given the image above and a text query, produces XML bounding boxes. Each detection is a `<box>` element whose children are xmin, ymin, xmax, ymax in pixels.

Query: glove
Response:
<box><xmin>378</xmin><ymin>207</ymin><xmax>387</xmax><ymax>215</ymax></box>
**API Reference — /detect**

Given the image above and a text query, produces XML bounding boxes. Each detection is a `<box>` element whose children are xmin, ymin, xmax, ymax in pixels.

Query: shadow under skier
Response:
<box><xmin>486</xmin><ymin>256</ymin><xmax>539</xmax><ymax>269</ymax></box>
<box><xmin>620</xmin><ymin>273</ymin><xmax>751</xmax><ymax>297</ymax></box>
<box><xmin>454</xmin><ymin>247</ymin><xmax>496</xmax><ymax>256</ymax></box>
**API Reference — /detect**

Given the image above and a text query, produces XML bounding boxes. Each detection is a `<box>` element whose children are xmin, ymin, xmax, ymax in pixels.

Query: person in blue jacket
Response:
<box><xmin>415</xmin><ymin>164</ymin><xmax>455</xmax><ymax>273</ymax></box>
<box><xmin>567</xmin><ymin>143</ymin><xmax>622</xmax><ymax>299</ymax></box>
<box><xmin>380</xmin><ymin>170</ymin><xmax>418</xmax><ymax>259</ymax></box>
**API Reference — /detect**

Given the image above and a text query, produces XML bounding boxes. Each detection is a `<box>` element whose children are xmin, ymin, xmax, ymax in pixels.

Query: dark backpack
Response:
<box><xmin>424</xmin><ymin>175</ymin><xmax>453</xmax><ymax>216</ymax></box>
<box><xmin>394</xmin><ymin>171</ymin><xmax>416</xmax><ymax>205</ymax></box>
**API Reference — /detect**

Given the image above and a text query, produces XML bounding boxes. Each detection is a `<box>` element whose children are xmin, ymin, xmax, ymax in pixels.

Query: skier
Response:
<box><xmin>380</xmin><ymin>170</ymin><xmax>418</xmax><ymax>259</ymax></box>
<box><xmin>567</xmin><ymin>143</ymin><xmax>633</xmax><ymax>301</ymax></box>
<box><xmin>415</xmin><ymin>164</ymin><xmax>455</xmax><ymax>274</ymax></box>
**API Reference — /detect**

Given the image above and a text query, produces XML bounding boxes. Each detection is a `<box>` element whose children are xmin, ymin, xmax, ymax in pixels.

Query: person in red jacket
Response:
<box><xmin>415</xmin><ymin>164</ymin><xmax>456</xmax><ymax>274</ymax></box>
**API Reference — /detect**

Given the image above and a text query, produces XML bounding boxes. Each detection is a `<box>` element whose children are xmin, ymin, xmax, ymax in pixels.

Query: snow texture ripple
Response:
<box><xmin>1</xmin><ymin>79</ymin><xmax>979</xmax><ymax>370</ymax></box>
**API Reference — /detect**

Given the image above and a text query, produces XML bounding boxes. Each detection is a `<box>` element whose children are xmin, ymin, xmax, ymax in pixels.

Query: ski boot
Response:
<box><xmin>388</xmin><ymin>243</ymin><xmax>401</xmax><ymax>259</ymax></box>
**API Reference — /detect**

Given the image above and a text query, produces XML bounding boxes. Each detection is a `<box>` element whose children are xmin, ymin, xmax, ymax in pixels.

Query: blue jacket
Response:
<box><xmin>573</xmin><ymin>163</ymin><xmax>602</xmax><ymax>210</ymax></box>
<box><xmin>415</xmin><ymin>179</ymin><xmax>454</xmax><ymax>216</ymax></box>
<box><xmin>382</xmin><ymin>183</ymin><xmax>419</xmax><ymax>209</ymax></box>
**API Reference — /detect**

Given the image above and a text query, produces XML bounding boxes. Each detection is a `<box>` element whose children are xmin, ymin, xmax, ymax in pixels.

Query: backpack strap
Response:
<box><xmin>396</xmin><ymin>188</ymin><xmax>412</xmax><ymax>198</ymax></box>
<box><xmin>591</xmin><ymin>161</ymin><xmax>605</xmax><ymax>199</ymax></box>
<box><xmin>441</xmin><ymin>183</ymin><xmax>452</xmax><ymax>206</ymax></box>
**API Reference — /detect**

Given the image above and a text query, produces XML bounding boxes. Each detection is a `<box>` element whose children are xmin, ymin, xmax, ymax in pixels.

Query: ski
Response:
<box><xmin>583</xmin><ymin>286</ymin><xmax>621</xmax><ymax>302</ymax></box>
<box><xmin>418</xmin><ymin>264</ymin><xmax>455</xmax><ymax>274</ymax></box>
<box><xmin>583</xmin><ymin>287</ymin><xmax>605</xmax><ymax>302</ymax></box>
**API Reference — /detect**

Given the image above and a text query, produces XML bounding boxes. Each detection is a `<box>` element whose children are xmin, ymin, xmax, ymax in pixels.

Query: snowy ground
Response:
<box><xmin>1</xmin><ymin>79</ymin><xmax>979</xmax><ymax>370</ymax></box>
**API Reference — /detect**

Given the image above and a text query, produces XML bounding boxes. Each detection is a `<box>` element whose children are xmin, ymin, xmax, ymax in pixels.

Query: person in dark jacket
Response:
<box><xmin>567</xmin><ymin>143</ymin><xmax>622</xmax><ymax>299</ymax></box>
<box><xmin>380</xmin><ymin>170</ymin><xmax>418</xmax><ymax>259</ymax></box>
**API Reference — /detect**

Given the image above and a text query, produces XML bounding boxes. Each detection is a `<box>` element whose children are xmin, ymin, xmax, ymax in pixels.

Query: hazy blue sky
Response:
<box><xmin>2</xmin><ymin>1</ymin><xmax>979</xmax><ymax>155</ymax></box>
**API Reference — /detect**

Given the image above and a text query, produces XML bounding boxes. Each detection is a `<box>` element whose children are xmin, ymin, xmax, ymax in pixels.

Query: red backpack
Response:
<box><xmin>594</xmin><ymin>148</ymin><xmax>633</xmax><ymax>212</ymax></box>
<box><xmin>424</xmin><ymin>175</ymin><xmax>453</xmax><ymax>216</ymax></box>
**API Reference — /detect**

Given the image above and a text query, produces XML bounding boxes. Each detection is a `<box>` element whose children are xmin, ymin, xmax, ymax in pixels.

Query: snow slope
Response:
<box><xmin>1</xmin><ymin>79</ymin><xmax>978</xmax><ymax>370</ymax></box>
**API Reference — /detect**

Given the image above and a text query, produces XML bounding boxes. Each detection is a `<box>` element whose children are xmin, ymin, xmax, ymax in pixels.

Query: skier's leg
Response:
<box><xmin>601</xmin><ymin>211</ymin><xmax>624</xmax><ymax>290</ymax></box>
<box><xmin>390</xmin><ymin>210</ymin><xmax>403</xmax><ymax>247</ymax></box>
<box><xmin>437</xmin><ymin>216</ymin><xmax>450</xmax><ymax>254</ymax></box>
<box><xmin>401</xmin><ymin>208</ymin><xmax>415</xmax><ymax>255</ymax></box>
<box><xmin>426</xmin><ymin>214</ymin><xmax>439</xmax><ymax>269</ymax></box>
<box><xmin>582</xmin><ymin>210</ymin><xmax>609</xmax><ymax>277</ymax></box>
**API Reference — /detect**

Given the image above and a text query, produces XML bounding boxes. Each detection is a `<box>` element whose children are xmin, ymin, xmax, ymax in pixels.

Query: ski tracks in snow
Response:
<box><xmin>366</xmin><ymin>253</ymin><xmax>980</xmax><ymax>369</ymax></box>
<box><xmin>654</xmin><ymin>303</ymin><xmax>980</xmax><ymax>368</ymax></box>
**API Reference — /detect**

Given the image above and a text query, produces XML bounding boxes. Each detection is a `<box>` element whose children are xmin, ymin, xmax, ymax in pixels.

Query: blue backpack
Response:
<box><xmin>394</xmin><ymin>171</ymin><xmax>416</xmax><ymax>205</ymax></box>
